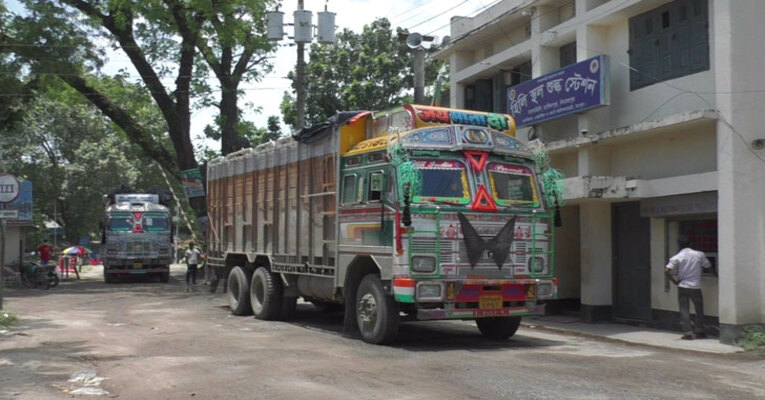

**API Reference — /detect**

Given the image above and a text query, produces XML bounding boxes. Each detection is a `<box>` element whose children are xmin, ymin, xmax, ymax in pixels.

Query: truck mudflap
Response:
<box><xmin>392</xmin><ymin>277</ymin><xmax>556</xmax><ymax>321</ymax></box>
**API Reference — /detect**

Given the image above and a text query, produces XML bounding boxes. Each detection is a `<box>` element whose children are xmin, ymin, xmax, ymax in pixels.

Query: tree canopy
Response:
<box><xmin>1</xmin><ymin>0</ymin><xmax>280</xmax><ymax>178</ymax></box>
<box><xmin>281</xmin><ymin>18</ymin><xmax>448</xmax><ymax>129</ymax></box>
<box><xmin>0</xmin><ymin>81</ymin><xmax>176</xmax><ymax>244</ymax></box>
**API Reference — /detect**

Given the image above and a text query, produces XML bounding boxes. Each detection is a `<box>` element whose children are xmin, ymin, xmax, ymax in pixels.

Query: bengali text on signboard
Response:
<box><xmin>507</xmin><ymin>55</ymin><xmax>610</xmax><ymax>127</ymax></box>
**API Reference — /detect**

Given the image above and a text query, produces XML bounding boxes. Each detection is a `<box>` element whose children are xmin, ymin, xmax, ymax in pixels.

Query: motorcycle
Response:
<box><xmin>21</xmin><ymin>253</ymin><xmax>59</xmax><ymax>289</ymax></box>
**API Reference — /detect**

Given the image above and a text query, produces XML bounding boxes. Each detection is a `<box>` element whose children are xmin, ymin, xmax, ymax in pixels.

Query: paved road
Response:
<box><xmin>1</xmin><ymin>265</ymin><xmax>764</xmax><ymax>399</ymax></box>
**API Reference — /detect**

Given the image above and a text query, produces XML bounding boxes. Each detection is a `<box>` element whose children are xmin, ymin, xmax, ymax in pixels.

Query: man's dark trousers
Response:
<box><xmin>678</xmin><ymin>287</ymin><xmax>704</xmax><ymax>334</ymax></box>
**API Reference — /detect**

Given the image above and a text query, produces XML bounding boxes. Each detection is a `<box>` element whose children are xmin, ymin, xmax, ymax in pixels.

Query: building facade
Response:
<box><xmin>435</xmin><ymin>0</ymin><xmax>765</xmax><ymax>343</ymax></box>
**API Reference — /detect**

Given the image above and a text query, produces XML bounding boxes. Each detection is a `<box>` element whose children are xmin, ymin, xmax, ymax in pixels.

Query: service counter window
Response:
<box><xmin>666</xmin><ymin>218</ymin><xmax>717</xmax><ymax>276</ymax></box>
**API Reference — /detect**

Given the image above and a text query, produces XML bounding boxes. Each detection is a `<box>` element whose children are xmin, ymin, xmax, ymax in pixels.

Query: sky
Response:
<box><xmin>6</xmin><ymin>0</ymin><xmax>500</xmax><ymax>150</ymax></box>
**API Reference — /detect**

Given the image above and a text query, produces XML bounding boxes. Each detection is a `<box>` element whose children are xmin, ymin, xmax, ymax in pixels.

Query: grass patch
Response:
<box><xmin>736</xmin><ymin>325</ymin><xmax>765</xmax><ymax>351</ymax></box>
<box><xmin>0</xmin><ymin>311</ymin><xmax>18</xmax><ymax>328</ymax></box>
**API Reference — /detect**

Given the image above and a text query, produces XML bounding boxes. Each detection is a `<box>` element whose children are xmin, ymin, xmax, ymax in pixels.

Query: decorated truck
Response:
<box><xmin>101</xmin><ymin>193</ymin><xmax>173</xmax><ymax>283</ymax></box>
<box><xmin>206</xmin><ymin>105</ymin><xmax>562</xmax><ymax>344</ymax></box>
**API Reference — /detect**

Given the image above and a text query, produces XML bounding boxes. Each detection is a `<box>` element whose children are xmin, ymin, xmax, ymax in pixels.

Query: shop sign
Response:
<box><xmin>507</xmin><ymin>55</ymin><xmax>610</xmax><ymax>127</ymax></box>
<box><xmin>0</xmin><ymin>174</ymin><xmax>20</xmax><ymax>203</ymax></box>
<box><xmin>180</xmin><ymin>168</ymin><xmax>205</xmax><ymax>199</ymax></box>
<box><xmin>640</xmin><ymin>191</ymin><xmax>717</xmax><ymax>217</ymax></box>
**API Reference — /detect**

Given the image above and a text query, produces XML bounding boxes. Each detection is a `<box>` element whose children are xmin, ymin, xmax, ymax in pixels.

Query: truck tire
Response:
<box><xmin>280</xmin><ymin>297</ymin><xmax>298</xmax><ymax>321</ymax></box>
<box><xmin>228</xmin><ymin>266</ymin><xmax>253</xmax><ymax>316</ymax></box>
<box><xmin>476</xmin><ymin>316</ymin><xmax>522</xmax><ymax>340</ymax></box>
<box><xmin>250</xmin><ymin>267</ymin><xmax>283</xmax><ymax>320</ymax></box>
<box><xmin>356</xmin><ymin>275</ymin><xmax>400</xmax><ymax>345</ymax></box>
<box><xmin>159</xmin><ymin>270</ymin><xmax>169</xmax><ymax>283</ymax></box>
<box><xmin>104</xmin><ymin>270</ymin><xmax>116</xmax><ymax>284</ymax></box>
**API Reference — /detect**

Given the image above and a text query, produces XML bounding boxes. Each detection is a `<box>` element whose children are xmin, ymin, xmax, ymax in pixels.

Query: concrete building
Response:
<box><xmin>434</xmin><ymin>0</ymin><xmax>765</xmax><ymax>343</ymax></box>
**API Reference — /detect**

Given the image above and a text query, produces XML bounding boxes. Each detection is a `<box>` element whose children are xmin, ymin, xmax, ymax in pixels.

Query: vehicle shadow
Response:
<box><xmin>281</xmin><ymin>303</ymin><xmax>563</xmax><ymax>352</ymax></box>
<box><xmin>3</xmin><ymin>273</ymin><xmax>184</xmax><ymax>298</ymax></box>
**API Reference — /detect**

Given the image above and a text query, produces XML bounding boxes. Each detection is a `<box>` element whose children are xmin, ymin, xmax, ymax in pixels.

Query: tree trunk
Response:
<box><xmin>220</xmin><ymin>80</ymin><xmax>241</xmax><ymax>155</ymax></box>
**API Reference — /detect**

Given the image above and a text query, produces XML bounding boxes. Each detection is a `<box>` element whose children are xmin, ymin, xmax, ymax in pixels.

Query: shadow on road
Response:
<box><xmin>277</xmin><ymin>304</ymin><xmax>563</xmax><ymax>351</ymax></box>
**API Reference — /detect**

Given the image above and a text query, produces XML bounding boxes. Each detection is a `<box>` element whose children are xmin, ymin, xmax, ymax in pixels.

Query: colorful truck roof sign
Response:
<box><xmin>367</xmin><ymin>105</ymin><xmax>516</xmax><ymax>139</ymax></box>
<box><xmin>345</xmin><ymin>125</ymin><xmax>531</xmax><ymax>157</ymax></box>
<box><xmin>115</xmin><ymin>193</ymin><xmax>160</xmax><ymax>204</ymax></box>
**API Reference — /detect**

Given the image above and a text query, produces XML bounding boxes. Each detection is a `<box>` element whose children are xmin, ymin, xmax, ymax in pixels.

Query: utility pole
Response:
<box><xmin>404</xmin><ymin>33</ymin><xmax>437</xmax><ymax>106</ymax></box>
<box><xmin>413</xmin><ymin>48</ymin><xmax>425</xmax><ymax>104</ymax></box>
<box><xmin>266</xmin><ymin>2</ymin><xmax>335</xmax><ymax>131</ymax></box>
<box><xmin>296</xmin><ymin>0</ymin><xmax>306</xmax><ymax>130</ymax></box>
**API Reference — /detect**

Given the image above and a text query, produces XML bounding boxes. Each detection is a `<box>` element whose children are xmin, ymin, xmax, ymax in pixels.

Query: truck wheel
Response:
<box><xmin>476</xmin><ymin>316</ymin><xmax>522</xmax><ymax>340</ymax></box>
<box><xmin>249</xmin><ymin>267</ymin><xmax>283</xmax><ymax>320</ymax></box>
<box><xmin>228</xmin><ymin>266</ymin><xmax>253</xmax><ymax>316</ymax></box>
<box><xmin>104</xmin><ymin>270</ymin><xmax>116</xmax><ymax>284</ymax></box>
<box><xmin>159</xmin><ymin>271</ymin><xmax>169</xmax><ymax>283</ymax></box>
<box><xmin>280</xmin><ymin>297</ymin><xmax>298</xmax><ymax>321</ymax></box>
<box><xmin>356</xmin><ymin>275</ymin><xmax>399</xmax><ymax>345</ymax></box>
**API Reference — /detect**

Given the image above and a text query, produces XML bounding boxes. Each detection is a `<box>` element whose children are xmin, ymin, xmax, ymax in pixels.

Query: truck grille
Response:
<box><xmin>124</xmin><ymin>240</ymin><xmax>152</xmax><ymax>257</ymax></box>
<box><xmin>457</xmin><ymin>240</ymin><xmax>541</xmax><ymax>266</ymax></box>
<box><xmin>409</xmin><ymin>238</ymin><xmax>455</xmax><ymax>263</ymax></box>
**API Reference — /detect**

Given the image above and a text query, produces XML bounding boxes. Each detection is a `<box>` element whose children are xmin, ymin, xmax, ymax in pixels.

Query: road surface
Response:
<box><xmin>1</xmin><ymin>265</ymin><xmax>764</xmax><ymax>399</ymax></box>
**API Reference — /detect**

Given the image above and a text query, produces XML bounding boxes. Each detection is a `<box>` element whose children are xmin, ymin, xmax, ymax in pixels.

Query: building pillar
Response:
<box><xmin>579</xmin><ymin>201</ymin><xmax>612</xmax><ymax>321</ymax></box>
<box><xmin>714</xmin><ymin>0</ymin><xmax>765</xmax><ymax>343</ymax></box>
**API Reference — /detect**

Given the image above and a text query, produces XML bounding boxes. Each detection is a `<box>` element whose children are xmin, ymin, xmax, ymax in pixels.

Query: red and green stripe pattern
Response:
<box><xmin>393</xmin><ymin>278</ymin><xmax>415</xmax><ymax>303</ymax></box>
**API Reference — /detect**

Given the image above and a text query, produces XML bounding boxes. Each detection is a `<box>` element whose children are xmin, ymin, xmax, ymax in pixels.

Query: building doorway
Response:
<box><xmin>612</xmin><ymin>202</ymin><xmax>651</xmax><ymax>321</ymax></box>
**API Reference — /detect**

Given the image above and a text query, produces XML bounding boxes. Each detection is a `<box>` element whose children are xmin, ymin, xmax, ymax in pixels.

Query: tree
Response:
<box><xmin>0</xmin><ymin>82</ymin><xmax>174</xmax><ymax>243</ymax></box>
<box><xmin>191</xmin><ymin>0</ymin><xmax>277</xmax><ymax>155</ymax></box>
<box><xmin>2</xmin><ymin>0</ymin><xmax>278</xmax><ymax>179</ymax></box>
<box><xmin>281</xmin><ymin>18</ymin><xmax>447</xmax><ymax>128</ymax></box>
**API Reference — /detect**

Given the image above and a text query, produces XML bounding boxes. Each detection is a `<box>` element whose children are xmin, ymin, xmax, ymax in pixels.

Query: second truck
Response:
<box><xmin>206</xmin><ymin>105</ymin><xmax>559</xmax><ymax>344</ymax></box>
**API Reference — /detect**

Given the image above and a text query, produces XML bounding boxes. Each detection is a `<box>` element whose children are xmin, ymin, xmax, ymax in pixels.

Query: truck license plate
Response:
<box><xmin>479</xmin><ymin>295</ymin><xmax>503</xmax><ymax>310</ymax></box>
<box><xmin>133</xmin><ymin>262</ymin><xmax>143</xmax><ymax>269</ymax></box>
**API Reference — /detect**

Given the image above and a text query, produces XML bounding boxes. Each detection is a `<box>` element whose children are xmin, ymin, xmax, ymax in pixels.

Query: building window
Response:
<box><xmin>511</xmin><ymin>61</ymin><xmax>531</xmax><ymax>86</ymax></box>
<box><xmin>559</xmin><ymin>42</ymin><xmax>577</xmax><ymax>68</ymax></box>
<box><xmin>667</xmin><ymin>218</ymin><xmax>717</xmax><ymax>274</ymax></box>
<box><xmin>628</xmin><ymin>0</ymin><xmax>709</xmax><ymax>91</ymax></box>
<box><xmin>464</xmin><ymin>79</ymin><xmax>493</xmax><ymax>112</ymax></box>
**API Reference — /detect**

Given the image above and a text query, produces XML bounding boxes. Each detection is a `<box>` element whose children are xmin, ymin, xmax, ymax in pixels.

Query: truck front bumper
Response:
<box><xmin>416</xmin><ymin>302</ymin><xmax>546</xmax><ymax>320</ymax></box>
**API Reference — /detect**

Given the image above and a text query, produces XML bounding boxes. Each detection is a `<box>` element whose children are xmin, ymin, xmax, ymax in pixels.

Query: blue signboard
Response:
<box><xmin>507</xmin><ymin>55</ymin><xmax>610</xmax><ymax>127</ymax></box>
<box><xmin>0</xmin><ymin>181</ymin><xmax>33</xmax><ymax>226</ymax></box>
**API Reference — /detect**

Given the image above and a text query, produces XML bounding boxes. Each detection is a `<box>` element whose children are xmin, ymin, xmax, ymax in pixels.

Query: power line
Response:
<box><xmin>388</xmin><ymin>0</ymin><xmax>440</xmax><ymax>21</ymax></box>
<box><xmin>392</xmin><ymin>0</ymin><xmax>450</xmax><ymax>26</ymax></box>
<box><xmin>407</xmin><ymin>0</ymin><xmax>471</xmax><ymax>31</ymax></box>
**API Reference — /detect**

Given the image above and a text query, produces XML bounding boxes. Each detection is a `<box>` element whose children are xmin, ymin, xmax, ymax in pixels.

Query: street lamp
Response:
<box><xmin>266</xmin><ymin>2</ymin><xmax>336</xmax><ymax>130</ymax></box>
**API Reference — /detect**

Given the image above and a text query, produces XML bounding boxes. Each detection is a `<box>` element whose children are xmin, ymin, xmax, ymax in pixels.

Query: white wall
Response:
<box><xmin>609</xmin><ymin>127</ymin><xmax>717</xmax><ymax>179</ymax></box>
<box><xmin>1</xmin><ymin>226</ymin><xmax>23</xmax><ymax>265</ymax></box>
<box><xmin>714</xmin><ymin>0</ymin><xmax>765</xmax><ymax>330</ymax></box>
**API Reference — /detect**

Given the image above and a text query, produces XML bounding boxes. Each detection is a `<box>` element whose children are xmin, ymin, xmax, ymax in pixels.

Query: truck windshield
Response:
<box><xmin>144</xmin><ymin>214</ymin><xmax>170</xmax><ymax>231</ymax></box>
<box><xmin>413</xmin><ymin>160</ymin><xmax>469</xmax><ymax>202</ymax></box>
<box><xmin>488</xmin><ymin>163</ymin><xmax>538</xmax><ymax>205</ymax></box>
<box><xmin>109</xmin><ymin>214</ymin><xmax>133</xmax><ymax>231</ymax></box>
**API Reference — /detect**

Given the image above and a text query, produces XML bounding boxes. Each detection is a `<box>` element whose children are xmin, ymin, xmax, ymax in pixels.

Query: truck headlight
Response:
<box><xmin>417</xmin><ymin>283</ymin><xmax>442</xmax><ymax>301</ymax></box>
<box><xmin>528</xmin><ymin>257</ymin><xmax>546</xmax><ymax>274</ymax></box>
<box><xmin>537</xmin><ymin>282</ymin><xmax>553</xmax><ymax>298</ymax></box>
<box><xmin>412</xmin><ymin>256</ymin><xmax>436</xmax><ymax>273</ymax></box>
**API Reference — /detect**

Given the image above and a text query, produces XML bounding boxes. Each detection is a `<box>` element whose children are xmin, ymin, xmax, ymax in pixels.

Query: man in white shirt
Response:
<box><xmin>665</xmin><ymin>235</ymin><xmax>714</xmax><ymax>340</ymax></box>
<box><xmin>184</xmin><ymin>242</ymin><xmax>203</xmax><ymax>292</ymax></box>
